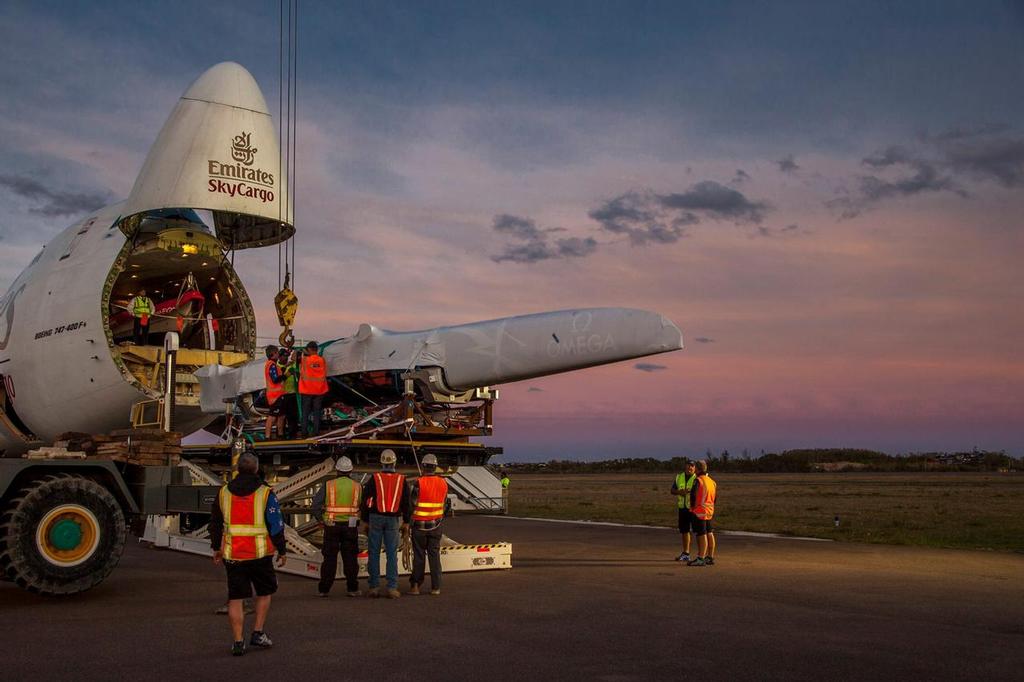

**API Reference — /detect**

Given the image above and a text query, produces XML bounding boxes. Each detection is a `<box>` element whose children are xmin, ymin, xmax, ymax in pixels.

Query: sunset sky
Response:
<box><xmin>1</xmin><ymin>2</ymin><xmax>1022</xmax><ymax>460</ymax></box>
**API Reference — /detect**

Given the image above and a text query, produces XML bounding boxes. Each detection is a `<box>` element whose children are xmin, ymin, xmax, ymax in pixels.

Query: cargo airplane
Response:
<box><xmin>0</xmin><ymin>62</ymin><xmax>683</xmax><ymax>457</ymax></box>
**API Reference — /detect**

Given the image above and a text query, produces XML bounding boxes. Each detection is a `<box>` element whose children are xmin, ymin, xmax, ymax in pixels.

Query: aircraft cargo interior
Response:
<box><xmin>103</xmin><ymin>209</ymin><xmax>256</xmax><ymax>415</ymax></box>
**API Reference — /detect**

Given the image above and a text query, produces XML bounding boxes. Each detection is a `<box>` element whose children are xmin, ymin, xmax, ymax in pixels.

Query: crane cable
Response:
<box><xmin>274</xmin><ymin>0</ymin><xmax>299</xmax><ymax>348</ymax></box>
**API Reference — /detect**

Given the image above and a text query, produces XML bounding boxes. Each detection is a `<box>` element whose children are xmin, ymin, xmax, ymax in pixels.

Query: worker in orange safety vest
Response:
<box><xmin>687</xmin><ymin>459</ymin><xmax>717</xmax><ymax>567</ymax></box>
<box><xmin>313</xmin><ymin>456</ymin><xmax>363</xmax><ymax>597</ymax></box>
<box><xmin>209</xmin><ymin>452</ymin><xmax>287</xmax><ymax>656</ymax></box>
<box><xmin>407</xmin><ymin>453</ymin><xmax>449</xmax><ymax>595</ymax></box>
<box><xmin>263</xmin><ymin>345</ymin><xmax>287</xmax><ymax>440</ymax></box>
<box><xmin>298</xmin><ymin>340</ymin><xmax>328</xmax><ymax>437</ymax></box>
<box><xmin>360</xmin><ymin>449</ymin><xmax>410</xmax><ymax>598</ymax></box>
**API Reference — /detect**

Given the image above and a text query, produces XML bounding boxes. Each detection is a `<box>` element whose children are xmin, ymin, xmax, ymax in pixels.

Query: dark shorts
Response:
<box><xmin>225</xmin><ymin>556</ymin><xmax>278</xmax><ymax>600</ymax></box>
<box><xmin>267</xmin><ymin>396</ymin><xmax>284</xmax><ymax>417</ymax></box>
<box><xmin>677</xmin><ymin>508</ymin><xmax>694</xmax><ymax>533</ymax></box>
<box><xmin>693</xmin><ymin>518</ymin><xmax>714</xmax><ymax>536</ymax></box>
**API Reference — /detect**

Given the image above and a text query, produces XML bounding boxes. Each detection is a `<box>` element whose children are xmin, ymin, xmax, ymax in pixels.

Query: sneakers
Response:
<box><xmin>407</xmin><ymin>584</ymin><xmax>421</xmax><ymax>596</ymax></box>
<box><xmin>705</xmin><ymin>557</ymin><xmax>715</xmax><ymax>566</ymax></box>
<box><xmin>317</xmin><ymin>591</ymin><xmax>329</xmax><ymax>598</ymax></box>
<box><xmin>231</xmin><ymin>641</ymin><xmax>245</xmax><ymax>656</ymax></box>
<box><xmin>249</xmin><ymin>631</ymin><xmax>273</xmax><ymax>649</ymax></box>
<box><xmin>675</xmin><ymin>552</ymin><xmax>690</xmax><ymax>562</ymax></box>
<box><xmin>368</xmin><ymin>587</ymin><xmax>381</xmax><ymax>598</ymax></box>
<box><xmin>687</xmin><ymin>557</ymin><xmax>706</xmax><ymax>566</ymax></box>
<box><xmin>386</xmin><ymin>588</ymin><xmax>401</xmax><ymax>599</ymax></box>
<box><xmin>429</xmin><ymin>588</ymin><xmax>441</xmax><ymax>596</ymax></box>
<box><xmin>346</xmin><ymin>590</ymin><xmax>362</xmax><ymax>598</ymax></box>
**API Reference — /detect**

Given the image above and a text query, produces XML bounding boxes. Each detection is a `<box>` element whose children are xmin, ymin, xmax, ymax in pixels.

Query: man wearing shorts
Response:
<box><xmin>688</xmin><ymin>459</ymin><xmax>717</xmax><ymax>567</ymax></box>
<box><xmin>210</xmin><ymin>452</ymin><xmax>287</xmax><ymax>656</ymax></box>
<box><xmin>671</xmin><ymin>460</ymin><xmax>698</xmax><ymax>561</ymax></box>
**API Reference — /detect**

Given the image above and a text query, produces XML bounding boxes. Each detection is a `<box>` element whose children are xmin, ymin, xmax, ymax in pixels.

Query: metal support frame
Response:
<box><xmin>162</xmin><ymin>332</ymin><xmax>179</xmax><ymax>433</ymax></box>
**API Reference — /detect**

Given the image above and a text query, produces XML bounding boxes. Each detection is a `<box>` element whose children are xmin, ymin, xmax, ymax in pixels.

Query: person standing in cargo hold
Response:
<box><xmin>671</xmin><ymin>460</ymin><xmax>698</xmax><ymax>562</ymax></box>
<box><xmin>408</xmin><ymin>454</ymin><xmax>448</xmax><ymax>596</ymax></box>
<box><xmin>688</xmin><ymin>460</ymin><xmax>717</xmax><ymax>567</ymax></box>
<box><xmin>128</xmin><ymin>288</ymin><xmax>154</xmax><ymax>345</ymax></box>
<box><xmin>210</xmin><ymin>452</ymin><xmax>288</xmax><ymax>656</ymax></box>
<box><xmin>299</xmin><ymin>340</ymin><xmax>328</xmax><ymax>437</ymax></box>
<box><xmin>263</xmin><ymin>345</ymin><xmax>286</xmax><ymax>440</ymax></box>
<box><xmin>361</xmin><ymin>449</ymin><xmax>410</xmax><ymax>598</ymax></box>
<box><xmin>313</xmin><ymin>456</ymin><xmax>363</xmax><ymax>597</ymax></box>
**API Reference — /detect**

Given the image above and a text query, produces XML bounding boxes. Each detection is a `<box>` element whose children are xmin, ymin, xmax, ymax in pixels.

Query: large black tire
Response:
<box><xmin>0</xmin><ymin>474</ymin><xmax>126</xmax><ymax>596</ymax></box>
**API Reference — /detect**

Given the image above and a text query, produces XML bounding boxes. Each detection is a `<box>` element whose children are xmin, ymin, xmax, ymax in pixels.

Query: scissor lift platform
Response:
<box><xmin>181</xmin><ymin>436</ymin><xmax>501</xmax><ymax>470</ymax></box>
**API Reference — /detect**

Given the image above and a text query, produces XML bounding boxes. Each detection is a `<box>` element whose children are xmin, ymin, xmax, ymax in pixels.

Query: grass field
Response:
<box><xmin>506</xmin><ymin>472</ymin><xmax>1024</xmax><ymax>552</ymax></box>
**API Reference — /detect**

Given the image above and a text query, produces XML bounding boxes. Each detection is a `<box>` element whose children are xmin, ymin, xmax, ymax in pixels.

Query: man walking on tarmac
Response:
<box><xmin>361</xmin><ymin>449</ymin><xmax>410</xmax><ymax>598</ymax></box>
<box><xmin>671</xmin><ymin>460</ymin><xmax>698</xmax><ymax>562</ymax></box>
<box><xmin>128</xmin><ymin>288</ymin><xmax>154</xmax><ymax>345</ymax></box>
<box><xmin>408</xmin><ymin>454</ymin><xmax>448</xmax><ymax>596</ymax></box>
<box><xmin>299</xmin><ymin>340</ymin><xmax>328</xmax><ymax>437</ymax></box>
<box><xmin>688</xmin><ymin>459</ymin><xmax>717</xmax><ymax>567</ymax></box>
<box><xmin>210</xmin><ymin>452</ymin><xmax>287</xmax><ymax>656</ymax></box>
<box><xmin>313</xmin><ymin>456</ymin><xmax>363</xmax><ymax>597</ymax></box>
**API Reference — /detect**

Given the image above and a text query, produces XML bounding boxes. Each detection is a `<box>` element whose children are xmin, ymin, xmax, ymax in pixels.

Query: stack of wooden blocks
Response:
<box><xmin>24</xmin><ymin>445</ymin><xmax>86</xmax><ymax>460</ymax></box>
<box><xmin>92</xmin><ymin>429</ymin><xmax>183</xmax><ymax>465</ymax></box>
<box><xmin>46</xmin><ymin>429</ymin><xmax>183</xmax><ymax>465</ymax></box>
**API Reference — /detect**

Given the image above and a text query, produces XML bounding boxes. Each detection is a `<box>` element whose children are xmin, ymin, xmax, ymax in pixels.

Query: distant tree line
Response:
<box><xmin>501</xmin><ymin>449</ymin><xmax>1022</xmax><ymax>474</ymax></box>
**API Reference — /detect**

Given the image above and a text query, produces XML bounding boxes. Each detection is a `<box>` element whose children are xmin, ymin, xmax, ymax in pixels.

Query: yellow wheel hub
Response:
<box><xmin>35</xmin><ymin>504</ymin><xmax>101</xmax><ymax>567</ymax></box>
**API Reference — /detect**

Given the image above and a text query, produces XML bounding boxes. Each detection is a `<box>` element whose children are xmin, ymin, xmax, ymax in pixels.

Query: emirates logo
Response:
<box><xmin>230</xmin><ymin>132</ymin><xmax>258</xmax><ymax>166</ymax></box>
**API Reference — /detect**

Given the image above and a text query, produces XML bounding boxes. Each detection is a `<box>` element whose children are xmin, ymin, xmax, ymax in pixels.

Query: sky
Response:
<box><xmin>1</xmin><ymin>1</ymin><xmax>1022</xmax><ymax>460</ymax></box>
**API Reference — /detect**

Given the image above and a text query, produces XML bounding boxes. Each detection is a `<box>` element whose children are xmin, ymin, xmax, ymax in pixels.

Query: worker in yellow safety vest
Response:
<box><xmin>671</xmin><ymin>460</ymin><xmax>698</xmax><ymax>562</ymax></box>
<box><xmin>129</xmin><ymin>289</ymin><xmax>154</xmax><ymax>345</ymax></box>
<box><xmin>500</xmin><ymin>472</ymin><xmax>510</xmax><ymax>514</ymax></box>
<box><xmin>407</xmin><ymin>454</ymin><xmax>449</xmax><ymax>596</ymax></box>
<box><xmin>313</xmin><ymin>456</ymin><xmax>363</xmax><ymax>597</ymax></box>
<box><xmin>298</xmin><ymin>340</ymin><xmax>329</xmax><ymax>437</ymax></box>
<box><xmin>209</xmin><ymin>452</ymin><xmax>287</xmax><ymax>656</ymax></box>
<box><xmin>687</xmin><ymin>459</ymin><xmax>717</xmax><ymax>567</ymax></box>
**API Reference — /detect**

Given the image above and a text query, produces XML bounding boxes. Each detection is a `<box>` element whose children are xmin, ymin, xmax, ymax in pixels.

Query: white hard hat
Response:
<box><xmin>421</xmin><ymin>454</ymin><xmax>438</xmax><ymax>467</ymax></box>
<box><xmin>380</xmin><ymin>449</ymin><xmax>397</xmax><ymax>466</ymax></box>
<box><xmin>335</xmin><ymin>456</ymin><xmax>353</xmax><ymax>473</ymax></box>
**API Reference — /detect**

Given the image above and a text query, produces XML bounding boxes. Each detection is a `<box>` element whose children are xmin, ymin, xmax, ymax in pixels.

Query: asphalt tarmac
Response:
<box><xmin>3</xmin><ymin>515</ymin><xmax>1023</xmax><ymax>681</ymax></box>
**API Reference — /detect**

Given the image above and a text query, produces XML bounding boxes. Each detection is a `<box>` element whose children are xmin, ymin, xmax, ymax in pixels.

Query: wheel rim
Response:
<box><xmin>35</xmin><ymin>504</ymin><xmax>101</xmax><ymax>567</ymax></box>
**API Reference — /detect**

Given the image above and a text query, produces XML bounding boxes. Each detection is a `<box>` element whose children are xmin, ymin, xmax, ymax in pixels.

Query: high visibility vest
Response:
<box><xmin>501</xmin><ymin>477</ymin><xmax>510</xmax><ymax>489</ymax></box>
<box><xmin>412</xmin><ymin>475</ymin><xmax>448</xmax><ymax>522</ymax></box>
<box><xmin>281</xmin><ymin>361</ymin><xmax>298</xmax><ymax>393</ymax></box>
<box><xmin>299</xmin><ymin>354</ymin><xmax>328</xmax><ymax>395</ymax></box>
<box><xmin>132</xmin><ymin>296</ymin><xmax>154</xmax><ymax>316</ymax></box>
<box><xmin>675</xmin><ymin>472</ymin><xmax>697</xmax><ymax>509</ymax></box>
<box><xmin>219</xmin><ymin>485</ymin><xmax>275</xmax><ymax>561</ymax></box>
<box><xmin>325</xmin><ymin>476</ymin><xmax>361</xmax><ymax>523</ymax></box>
<box><xmin>264</xmin><ymin>360</ymin><xmax>285</xmax><ymax>405</ymax></box>
<box><xmin>368</xmin><ymin>472</ymin><xmax>406</xmax><ymax>514</ymax></box>
<box><xmin>691</xmin><ymin>475</ymin><xmax>717</xmax><ymax>520</ymax></box>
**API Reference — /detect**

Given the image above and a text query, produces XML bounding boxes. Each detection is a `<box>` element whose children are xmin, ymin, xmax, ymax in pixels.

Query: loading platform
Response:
<box><xmin>145</xmin><ymin>436</ymin><xmax>511</xmax><ymax>580</ymax></box>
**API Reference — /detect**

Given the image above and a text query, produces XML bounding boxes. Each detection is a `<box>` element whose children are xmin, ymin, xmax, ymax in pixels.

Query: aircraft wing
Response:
<box><xmin>196</xmin><ymin>307</ymin><xmax>682</xmax><ymax>412</ymax></box>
